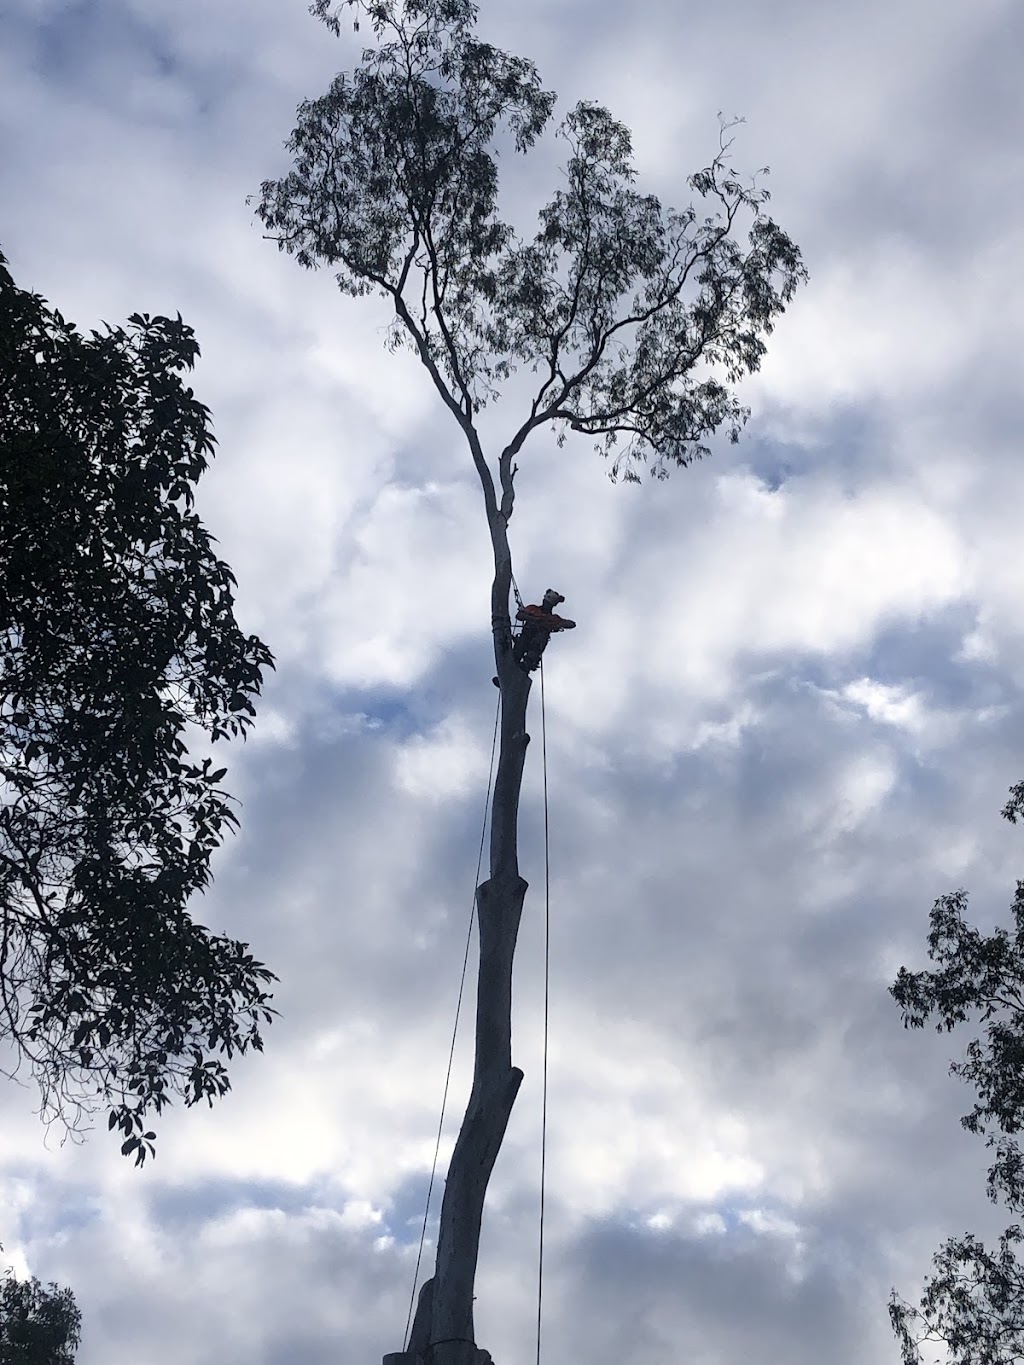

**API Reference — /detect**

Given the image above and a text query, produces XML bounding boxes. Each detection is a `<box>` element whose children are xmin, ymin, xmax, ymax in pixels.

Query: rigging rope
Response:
<box><xmin>535</xmin><ymin>658</ymin><xmax>551</xmax><ymax>1365</ymax></box>
<box><xmin>402</xmin><ymin>692</ymin><xmax>501</xmax><ymax>1352</ymax></box>
<box><xmin>402</xmin><ymin>644</ymin><xmax>554</xmax><ymax>1365</ymax></box>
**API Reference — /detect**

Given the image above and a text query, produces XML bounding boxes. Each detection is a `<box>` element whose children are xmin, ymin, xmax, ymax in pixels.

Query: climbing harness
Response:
<box><xmin>511</xmin><ymin>588</ymin><xmax>577</xmax><ymax>676</ymax></box>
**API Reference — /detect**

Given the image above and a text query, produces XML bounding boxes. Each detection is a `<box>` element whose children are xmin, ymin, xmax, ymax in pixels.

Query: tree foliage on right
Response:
<box><xmin>1</xmin><ymin>249</ymin><xmax>277</xmax><ymax>1164</ymax></box>
<box><xmin>891</xmin><ymin>781</ymin><xmax>1024</xmax><ymax>1364</ymax></box>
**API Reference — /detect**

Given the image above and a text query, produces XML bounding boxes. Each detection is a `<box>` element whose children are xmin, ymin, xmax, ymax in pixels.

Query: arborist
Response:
<box><xmin>511</xmin><ymin>588</ymin><xmax>576</xmax><ymax>673</ymax></box>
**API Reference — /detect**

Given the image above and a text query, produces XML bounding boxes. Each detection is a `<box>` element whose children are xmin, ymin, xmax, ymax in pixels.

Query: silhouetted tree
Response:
<box><xmin>258</xmin><ymin>2</ymin><xmax>806</xmax><ymax>1359</ymax></box>
<box><xmin>891</xmin><ymin>781</ymin><xmax>1024</xmax><ymax>1364</ymax></box>
<box><xmin>1</xmin><ymin>249</ymin><xmax>277</xmax><ymax>1164</ymax></box>
<box><xmin>0</xmin><ymin>1247</ymin><xmax>81</xmax><ymax>1365</ymax></box>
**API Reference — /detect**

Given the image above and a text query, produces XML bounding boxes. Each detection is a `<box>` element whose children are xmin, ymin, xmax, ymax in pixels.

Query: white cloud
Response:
<box><xmin>738</xmin><ymin>1207</ymin><xmax>803</xmax><ymax>1242</ymax></box>
<box><xmin>3</xmin><ymin>0</ymin><xmax>1024</xmax><ymax>1362</ymax></box>
<box><xmin>752</xmin><ymin>237</ymin><xmax>1007</xmax><ymax>412</ymax></box>
<box><xmin>549</xmin><ymin>470</ymin><xmax>966</xmax><ymax>764</ymax></box>
<box><xmin>395</xmin><ymin>714</ymin><xmax>495</xmax><ymax>803</ymax></box>
<box><xmin>318</xmin><ymin>478</ymin><xmax>490</xmax><ymax>687</ymax></box>
<box><xmin>826</xmin><ymin>751</ymin><xmax>898</xmax><ymax>836</ymax></box>
<box><xmin>841</xmin><ymin>679</ymin><xmax>927</xmax><ymax>732</ymax></box>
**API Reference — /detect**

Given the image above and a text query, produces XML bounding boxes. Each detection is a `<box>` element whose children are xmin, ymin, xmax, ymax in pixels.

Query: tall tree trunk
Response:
<box><xmin>385</xmin><ymin>500</ymin><xmax>534</xmax><ymax>1365</ymax></box>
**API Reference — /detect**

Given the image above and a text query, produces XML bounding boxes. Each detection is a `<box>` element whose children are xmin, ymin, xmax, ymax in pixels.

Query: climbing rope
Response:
<box><xmin>403</xmin><ymin>692</ymin><xmax>501</xmax><ymax>1352</ymax></box>
<box><xmin>535</xmin><ymin>658</ymin><xmax>552</xmax><ymax>1365</ymax></box>
<box><xmin>402</xmin><ymin>626</ymin><xmax>555</xmax><ymax>1364</ymax></box>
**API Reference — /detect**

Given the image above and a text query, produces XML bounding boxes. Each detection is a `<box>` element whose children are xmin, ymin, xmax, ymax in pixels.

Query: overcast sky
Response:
<box><xmin>2</xmin><ymin>0</ymin><xmax>1023</xmax><ymax>1362</ymax></box>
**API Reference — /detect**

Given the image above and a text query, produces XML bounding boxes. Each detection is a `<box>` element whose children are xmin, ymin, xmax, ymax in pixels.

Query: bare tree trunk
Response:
<box><xmin>384</xmin><ymin>490</ymin><xmax>535</xmax><ymax>1365</ymax></box>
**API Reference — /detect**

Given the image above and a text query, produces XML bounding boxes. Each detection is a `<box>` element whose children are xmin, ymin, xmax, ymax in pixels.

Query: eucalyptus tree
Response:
<box><xmin>0</xmin><ymin>1246</ymin><xmax>81</xmax><ymax>1365</ymax></box>
<box><xmin>1</xmin><ymin>250</ymin><xmax>277</xmax><ymax>1164</ymax></box>
<box><xmin>890</xmin><ymin>781</ymin><xmax>1024</xmax><ymax>1365</ymax></box>
<box><xmin>257</xmin><ymin>2</ymin><xmax>806</xmax><ymax>1360</ymax></box>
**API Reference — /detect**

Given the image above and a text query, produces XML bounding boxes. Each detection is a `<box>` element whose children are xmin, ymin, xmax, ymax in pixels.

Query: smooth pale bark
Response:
<box><xmin>384</xmin><ymin>451</ymin><xmax>538</xmax><ymax>1365</ymax></box>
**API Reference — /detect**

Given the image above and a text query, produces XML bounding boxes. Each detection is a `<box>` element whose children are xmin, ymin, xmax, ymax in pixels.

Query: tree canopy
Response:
<box><xmin>258</xmin><ymin>0</ymin><xmax>806</xmax><ymax>487</ymax></box>
<box><xmin>0</xmin><ymin>249</ymin><xmax>277</xmax><ymax>1164</ymax></box>
<box><xmin>890</xmin><ymin>782</ymin><xmax>1024</xmax><ymax>1364</ymax></box>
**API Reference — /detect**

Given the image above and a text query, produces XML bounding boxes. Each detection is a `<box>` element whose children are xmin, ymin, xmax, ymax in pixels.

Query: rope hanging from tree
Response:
<box><xmin>402</xmin><ymin>695</ymin><xmax>500</xmax><ymax>1353</ymax></box>
<box><xmin>535</xmin><ymin>656</ymin><xmax>551</xmax><ymax>1365</ymax></box>
<box><xmin>404</xmin><ymin>589</ymin><xmax>567</xmax><ymax>1364</ymax></box>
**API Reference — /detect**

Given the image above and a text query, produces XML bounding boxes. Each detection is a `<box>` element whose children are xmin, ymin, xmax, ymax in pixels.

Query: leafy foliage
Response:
<box><xmin>0</xmin><ymin>249</ymin><xmax>277</xmax><ymax>1162</ymax></box>
<box><xmin>0</xmin><ymin>1256</ymin><xmax>81</xmax><ymax>1365</ymax></box>
<box><xmin>890</xmin><ymin>1228</ymin><xmax>1024</xmax><ymax>1365</ymax></box>
<box><xmin>890</xmin><ymin>783</ymin><xmax>1024</xmax><ymax>1362</ymax></box>
<box><xmin>258</xmin><ymin>0</ymin><xmax>806</xmax><ymax>483</ymax></box>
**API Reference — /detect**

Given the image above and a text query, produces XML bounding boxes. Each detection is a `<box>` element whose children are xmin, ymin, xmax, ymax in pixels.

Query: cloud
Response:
<box><xmin>3</xmin><ymin>0</ymin><xmax>1024</xmax><ymax>1362</ymax></box>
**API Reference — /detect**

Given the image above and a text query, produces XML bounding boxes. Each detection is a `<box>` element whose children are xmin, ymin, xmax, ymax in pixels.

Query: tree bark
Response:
<box><xmin>384</xmin><ymin>479</ymin><xmax>534</xmax><ymax>1365</ymax></box>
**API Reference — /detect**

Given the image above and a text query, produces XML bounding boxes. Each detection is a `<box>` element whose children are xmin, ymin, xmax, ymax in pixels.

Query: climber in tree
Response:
<box><xmin>513</xmin><ymin>589</ymin><xmax>576</xmax><ymax>673</ymax></box>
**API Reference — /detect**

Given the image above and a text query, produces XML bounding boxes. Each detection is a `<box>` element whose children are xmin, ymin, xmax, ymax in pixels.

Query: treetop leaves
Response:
<box><xmin>258</xmin><ymin>3</ymin><xmax>805</xmax><ymax>481</ymax></box>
